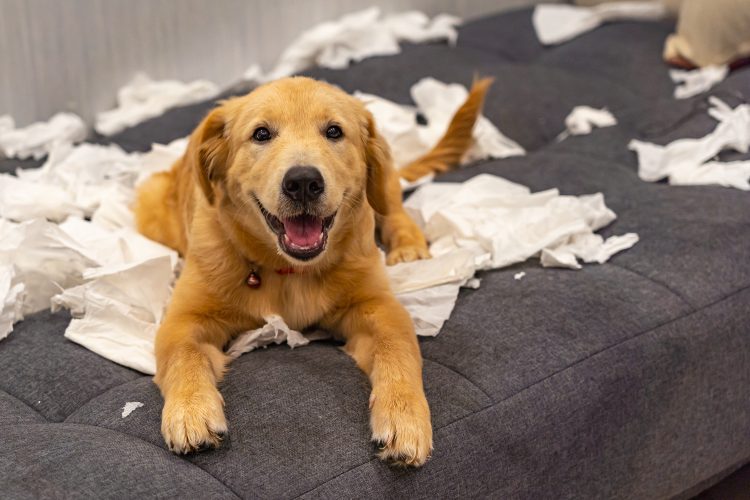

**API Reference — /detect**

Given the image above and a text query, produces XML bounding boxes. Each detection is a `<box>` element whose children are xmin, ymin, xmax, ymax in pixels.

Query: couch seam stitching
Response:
<box><xmin>0</xmin><ymin>389</ymin><xmax>49</xmax><ymax>423</ymax></box>
<box><xmin>62</xmin><ymin>377</ymin><xmax>150</xmax><ymax>423</ymax></box>
<box><xmin>18</xmin><ymin>422</ymin><xmax>243</xmax><ymax>500</ymax></box>
<box><xmin>606</xmin><ymin>262</ymin><xmax>697</xmax><ymax>311</ymax></box>
<box><xmin>294</xmin><ymin>282</ymin><xmax>750</xmax><ymax>498</ymax></box>
<box><xmin>421</xmin><ymin>357</ymin><xmax>493</xmax><ymax>403</ymax></box>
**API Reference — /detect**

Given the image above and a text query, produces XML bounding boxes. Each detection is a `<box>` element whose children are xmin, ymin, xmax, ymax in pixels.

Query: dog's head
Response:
<box><xmin>187</xmin><ymin>77</ymin><xmax>393</xmax><ymax>265</ymax></box>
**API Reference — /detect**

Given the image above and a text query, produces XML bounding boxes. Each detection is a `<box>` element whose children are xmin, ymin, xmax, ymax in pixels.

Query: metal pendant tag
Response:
<box><xmin>246</xmin><ymin>270</ymin><xmax>261</xmax><ymax>289</ymax></box>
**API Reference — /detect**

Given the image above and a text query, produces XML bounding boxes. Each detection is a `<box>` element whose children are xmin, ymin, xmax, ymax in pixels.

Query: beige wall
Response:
<box><xmin>0</xmin><ymin>0</ymin><xmax>554</xmax><ymax>125</ymax></box>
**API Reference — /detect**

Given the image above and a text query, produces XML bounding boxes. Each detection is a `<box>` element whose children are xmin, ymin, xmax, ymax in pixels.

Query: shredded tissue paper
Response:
<box><xmin>558</xmin><ymin>106</ymin><xmax>617</xmax><ymax>140</ymax></box>
<box><xmin>244</xmin><ymin>7</ymin><xmax>460</xmax><ymax>83</ymax></box>
<box><xmin>670</xmin><ymin>65</ymin><xmax>729</xmax><ymax>100</ymax></box>
<box><xmin>0</xmin><ymin>112</ymin><xmax>87</xmax><ymax>160</ymax></box>
<box><xmin>533</xmin><ymin>2</ymin><xmax>667</xmax><ymax>46</ymax></box>
<box><xmin>95</xmin><ymin>73</ymin><xmax>220</xmax><ymax>136</ymax></box>
<box><xmin>121</xmin><ymin>401</ymin><xmax>144</xmax><ymax>418</ymax></box>
<box><xmin>629</xmin><ymin>97</ymin><xmax>750</xmax><ymax>189</ymax></box>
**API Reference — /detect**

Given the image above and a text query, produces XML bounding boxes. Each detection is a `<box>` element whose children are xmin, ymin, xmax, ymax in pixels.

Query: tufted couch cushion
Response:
<box><xmin>2</xmin><ymin>7</ymin><xmax>749</xmax><ymax>498</ymax></box>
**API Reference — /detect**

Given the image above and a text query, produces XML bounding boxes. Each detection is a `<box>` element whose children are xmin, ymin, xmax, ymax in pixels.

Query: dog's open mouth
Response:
<box><xmin>257</xmin><ymin>201</ymin><xmax>335</xmax><ymax>261</ymax></box>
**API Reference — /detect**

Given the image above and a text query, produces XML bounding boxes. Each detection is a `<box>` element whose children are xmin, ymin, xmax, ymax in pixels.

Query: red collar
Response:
<box><xmin>275</xmin><ymin>267</ymin><xmax>299</xmax><ymax>275</ymax></box>
<box><xmin>246</xmin><ymin>266</ymin><xmax>301</xmax><ymax>289</ymax></box>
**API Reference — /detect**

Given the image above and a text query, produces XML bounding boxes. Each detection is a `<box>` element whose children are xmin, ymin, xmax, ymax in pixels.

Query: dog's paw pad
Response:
<box><xmin>369</xmin><ymin>389</ymin><xmax>433</xmax><ymax>467</ymax></box>
<box><xmin>161</xmin><ymin>388</ymin><xmax>227</xmax><ymax>454</ymax></box>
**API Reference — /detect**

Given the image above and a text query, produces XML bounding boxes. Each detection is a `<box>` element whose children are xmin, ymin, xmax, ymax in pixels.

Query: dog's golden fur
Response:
<box><xmin>135</xmin><ymin>76</ymin><xmax>490</xmax><ymax>466</ymax></box>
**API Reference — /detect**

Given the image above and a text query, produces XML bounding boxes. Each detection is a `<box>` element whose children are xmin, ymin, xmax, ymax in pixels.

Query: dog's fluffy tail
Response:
<box><xmin>398</xmin><ymin>77</ymin><xmax>493</xmax><ymax>182</ymax></box>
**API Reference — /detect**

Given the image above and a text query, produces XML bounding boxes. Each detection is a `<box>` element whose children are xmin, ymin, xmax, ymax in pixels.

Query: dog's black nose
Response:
<box><xmin>282</xmin><ymin>166</ymin><xmax>325</xmax><ymax>202</ymax></box>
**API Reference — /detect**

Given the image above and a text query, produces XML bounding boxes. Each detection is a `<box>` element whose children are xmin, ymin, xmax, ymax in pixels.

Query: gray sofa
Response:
<box><xmin>2</xmin><ymin>7</ymin><xmax>749</xmax><ymax>499</ymax></box>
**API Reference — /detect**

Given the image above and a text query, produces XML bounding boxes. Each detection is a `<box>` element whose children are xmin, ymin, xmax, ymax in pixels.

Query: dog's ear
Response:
<box><xmin>187</xmin><ymin>106</ymin><xmax>230</xmax><ymax>205</ymax></box>
<box><xmin>363</xmin><ymin>112</ymin><xmax>399</xmax><ymax>216</ymax></box>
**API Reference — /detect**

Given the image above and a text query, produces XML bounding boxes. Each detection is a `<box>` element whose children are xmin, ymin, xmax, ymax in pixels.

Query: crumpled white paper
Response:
<box><xmin>670</xmin><ymin>65</ymin><xmax>729</xmax><ymax>99</ymax></box>
<box><xmin>227</xmin><ymin>315</ymin><xmax>330</xmax><ymax>359</ymax></box>
<box><xmin>121</xmin><ymin>401</ymin><xmax>144</xmax><ymax>418</ymax></box>
<box><xmin>0</xmin><ymin>112</ymin><xmax>86</xmax><ymax>160</ymax></box>
<box><xmin>249</xmin><ymin>7</ymin><xmax>460</xmax><ymax>82</ymax></box>
<box><xmin>357</xmin><ymin>77</ymin><xmax>524</xmax><ymax>170</ymax></box>
<box><xmin>0</xmin><ymin>214</ymin><xmax>180</xmax><ymax>365</ymax></box>
<box><xmin>95</xmin><ymin>73</ymin><xmax>219</xmax><ymax>136</ymax></box>
<box><xmin>533</xmin><ymin>2</ymin><xmax>667</xmax><ymax>45</ymax></box>
<box><xmin>404</xmin><ymin>173</ymin><xmax>638</xmax><ymax>271</ymax></box>
<box><xmin>560</xmin><ymin>106</ymin><xmax>617</xmax><ymax>139</ymax></box>
<box><xmin>0</xmin><ymin>138</ymin><xmax>187</xmax><ymax>224</ymax></box>
<box><xmin>0</xmin><ymin>265</ymin><xmax>25</xmax><ymax>340</ymax></box>
<box><xmin>629</xmin><ymin>97</ymin><xmax>750</xmax><ymax>189</ymax></box>
<box><xmin>566</xmin><ymin>106</ymin><xmax>617</xmax><ymax>135</ymax></box>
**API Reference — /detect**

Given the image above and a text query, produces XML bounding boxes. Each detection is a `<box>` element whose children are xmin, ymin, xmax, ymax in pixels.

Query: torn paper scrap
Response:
<box><xmin>226</xmin><ymin>315</ymin><xmax>328</xmax><ymax>360</ymax></box>
<box><xmin>357</xmin><ymin>78</ymin><xmax>524</xmax><ymax>170</ymax></box>
<box><xmin>533</xmin><ymin>2</ymin><xmax>667</xmax><ymax>45</ymax></box>
<box><xmin>7</xmin><ymin>143</ymin><xmax>139</xmax><ymax>222</ymax></box>
<box><xmin>0</xmin><ymin>218</ymin><xmax>98</xmax><ymax>314</ymax></box>
<box><xmin>256</xmin><ymin>8</ymin><xmax>460</xmax><ymax>81</ymax></box>
<box><xmin>95</xmin><ymin>73</ymin><xmax>219</xmax><ymax>136</ymax></box>
<box><xmin>404</xmin><ymin>173</ymin><xmax>634</xmax><ymax>272</ymax></box>
<box><xmin>670</xmin><ymin>65</ymin><xmax>729</xmax><ymax>99</ymax></box>
<box><xmin>514</xmin><ymin>272</ymin><xmax>526</xmax><ymax>280</ymax></box>
<box><xmin>1</xmin><ymin>138</ymin><xmax>186</xmax><ymax>225</ymax></box>
<box><xmin>0</xmin><ymin>265</ymin><xmax>25</xmax><ymax>340</ymax></box>
<box><xmin>121</xmin><ymin>401</ymin><xmax>144</xmax><ymax>418</ymax></box>
<box><xmin>629</xmin><ymin>97</ymin><xmax>750</xmax><ymax>188</ymax></box>
<box><xmin>0</xmin><ymin>112</ymin><xmax>86</xmax><ymax>160</ymax></box>
<box><xmin>387</xmin><ymin>249</ymin><xmax>480</xmax><ymax>294</ymax></box>
<box><xmin>395</xmin><ymin>282</ymin><xmax>462</xmax><ymax>337</ymax></box>
<box><xmin>564</xmin><ymin>106</ymin><xmax>617</xmax><ymax>136</ymax></box>
<box><xmin>46</xmin><ymin>216</ymin><xmax>178</xmax><ymax>374</ymax></box>
<box><xmin>540</xmin><ymin>233</ymin><xmax>639</xmax><ymax>269</ymax></box>
<box><xmin>668</xmin><ymin>160</ymin><xmax>750</xmax><ymax>190</ymax></box>
<box><xmin>53</xmin><ymin>255</ymin><xmax>178</xmax><ymax>375</ymax></box>
<box><xmin>0</xmin><ymin>216</ymin><xmax>177</xmax><ymax>318</ymax></box>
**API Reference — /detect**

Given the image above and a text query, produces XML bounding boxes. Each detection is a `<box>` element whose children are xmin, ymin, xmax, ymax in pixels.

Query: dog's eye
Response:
<box><xmin>325</xmin><ymin>125</ymin><xmax>343</xmax><ymax>140</ymax></box>
<box><xmin>252</xmin><ymin>127</ymin><xmax>272</xmax><ymax>142</ymax></box>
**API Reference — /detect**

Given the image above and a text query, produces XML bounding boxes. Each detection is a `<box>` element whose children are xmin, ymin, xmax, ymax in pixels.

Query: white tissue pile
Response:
<box><xmin>0</xmin><ymin>113</ymin><xmax>87</xmax><ymax>160</ymax></box>
<box><xmin>629</xmin><ymin>98</ymin><xmax>750</xmax><ymax>190</ymax></box>
<box><xmin>245</xmin><ymin>7</ymin><xmax>460</xmax><ymax>83</ymax></box>
<box><xmin>532</xmin><ymin>2</ymin><xmax>667</xmax><ymax>46</ymax></box>
<box><xmin>95</xmin><ymin>74</ymin><xmax>220</xmax><ymax>136</ymax></box>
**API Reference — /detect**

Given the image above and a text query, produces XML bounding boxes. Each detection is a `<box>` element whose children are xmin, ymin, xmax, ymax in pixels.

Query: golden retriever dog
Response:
<box><xmin>135</xmin><ymin>76</ymin><xmax>490</xmax><ymax>466</ymax></box>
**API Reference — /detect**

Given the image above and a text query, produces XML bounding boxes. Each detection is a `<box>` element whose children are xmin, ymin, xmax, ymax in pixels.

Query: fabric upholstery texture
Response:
<box><xmin>2</xmin><ymin>7</ymin><xmax>749</xmax><ymax>498</ymax></box>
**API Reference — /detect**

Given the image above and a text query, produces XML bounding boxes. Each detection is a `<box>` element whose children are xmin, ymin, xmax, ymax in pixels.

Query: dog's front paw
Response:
<box><xmin>386</xmin><ymin>245</ymin><xmax>430</xmax><ymax>265</ymax></box>
<box><xmin>369</xmin><ymin>387</ymin><xmax>433</xmax><ymax>466</ymax></box>
<box><xmin>161</xmin><ymin>385</ymin><xmax>228</xmax><ymax>454</ymax></box>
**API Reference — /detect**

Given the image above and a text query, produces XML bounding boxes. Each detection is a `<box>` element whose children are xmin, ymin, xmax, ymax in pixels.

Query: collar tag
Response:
<box><xmin>246</xmin><ymin>270</ymin><xmax>261</xmax><ymax>288</ymax></box>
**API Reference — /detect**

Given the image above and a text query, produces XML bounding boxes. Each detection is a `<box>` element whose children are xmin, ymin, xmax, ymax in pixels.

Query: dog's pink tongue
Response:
<box><xmin>283</xmin><ymin>215</ymin><xmax>323</xmax><ymax>247</ymax></box>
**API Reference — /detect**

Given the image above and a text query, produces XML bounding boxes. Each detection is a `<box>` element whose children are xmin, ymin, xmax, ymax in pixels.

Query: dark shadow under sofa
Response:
<box><xmin>1</xmin><ymin>7</ymin><xmax>749</xmax><ymax>499</ymax></box>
